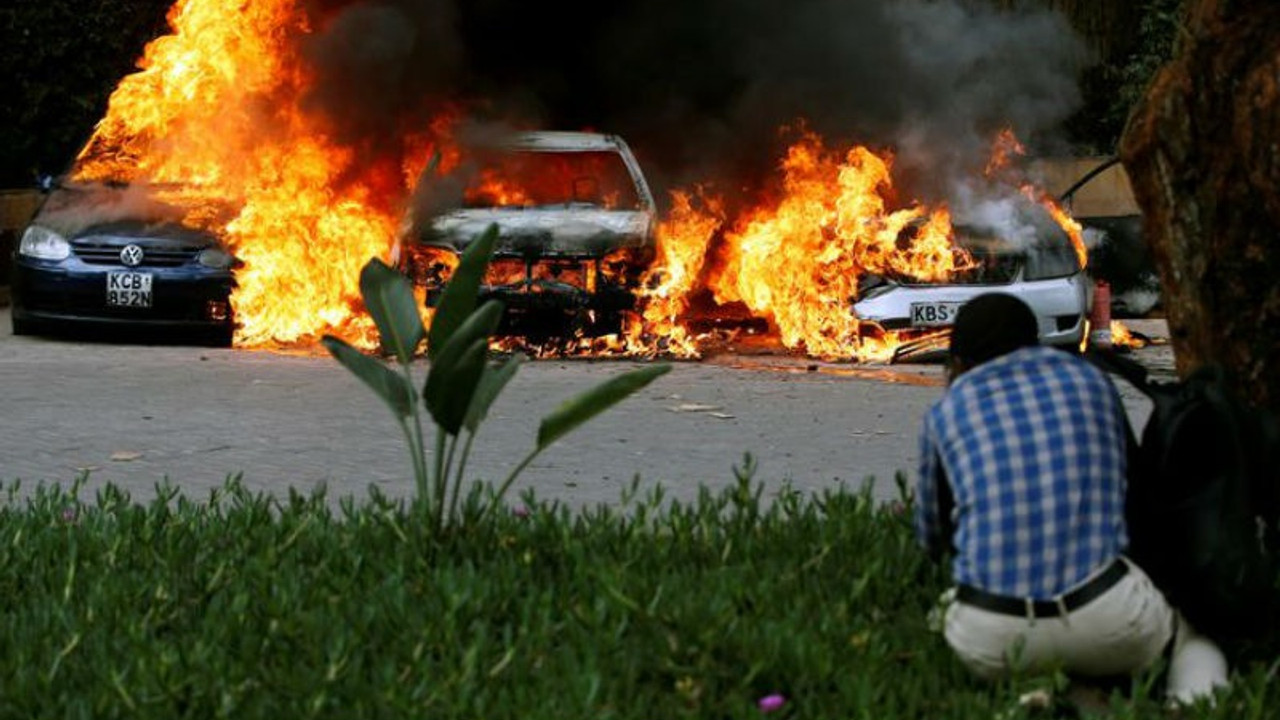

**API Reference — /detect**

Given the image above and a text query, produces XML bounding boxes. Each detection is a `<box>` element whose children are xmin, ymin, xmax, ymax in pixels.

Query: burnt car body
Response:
<box><xmin>852</xmin><ymin>202</ymin><xmax>1088</xmax><ymax>350</ymax></box>
<box><xmin>10</xmin><ymin>182</ymin><xmax>237</xmax><ymax>345</ymax></box>
<box><xmin>399</xmin><ymin>131</ymin><xmax>656</xmax><ymax>339</ymax></box>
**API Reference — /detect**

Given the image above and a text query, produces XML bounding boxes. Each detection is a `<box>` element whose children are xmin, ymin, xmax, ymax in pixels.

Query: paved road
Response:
<box><xmin>0</xmin><ymin>308</ymin><xmax>1170</xmax><ymax>509</ymax></box>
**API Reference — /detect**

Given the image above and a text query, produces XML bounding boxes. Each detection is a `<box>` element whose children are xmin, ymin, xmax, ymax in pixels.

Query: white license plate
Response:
<box><xmin>910</xmin><ymin>301</ymin><xmax>962</xmax><ymax>327</ymax></box>
<box><xmin>107</xmin><ymin>272</ymin><xmax>153</xmax><ymax>308</ymax></box>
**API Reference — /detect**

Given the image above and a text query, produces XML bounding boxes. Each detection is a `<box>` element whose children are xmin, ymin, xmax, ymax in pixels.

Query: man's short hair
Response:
<box><xmin>949</xmin><ymin>294</ymin><xmax>1040</xmax><ymax>365</ymax></box>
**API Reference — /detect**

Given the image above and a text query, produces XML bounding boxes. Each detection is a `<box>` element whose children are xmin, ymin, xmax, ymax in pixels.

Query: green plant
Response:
<box><xmin>7</xmin><ymin>474</ymin><xmax>1274</xmax><ymax>717</ymax></box>
<box><xmin>1117</xmin><ymin>3</ymin><xmax>1183</xmax><ymax>114</ymax></box>
<box><xmin>321</xmin><ymin>225</ymin><xmax>670</xmax><ymax>534</ymax></box>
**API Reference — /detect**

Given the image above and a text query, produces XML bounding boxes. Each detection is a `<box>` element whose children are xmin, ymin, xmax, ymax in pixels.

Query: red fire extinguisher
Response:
<box><xmin>1089</xmin><ymin>280</ymin><xmax>1112</xmax><ymax>349</ymax></box>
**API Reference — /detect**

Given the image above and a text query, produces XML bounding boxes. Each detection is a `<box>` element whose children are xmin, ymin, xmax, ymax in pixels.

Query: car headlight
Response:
<box><xmin>197</xmin><ymin>247</ymin><xmax>235</xmax><ymax>269</ymax></box>
<box><xmin>19</xmin><ymin>225</ymin><xmax>71</xmax><ymax>260</ymax></box>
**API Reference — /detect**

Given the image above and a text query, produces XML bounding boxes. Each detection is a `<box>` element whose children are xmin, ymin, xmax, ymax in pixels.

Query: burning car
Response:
<box><xmin>10</xmin><ymin>181</ymin><xmax>238</xmax><ymax>346</ymax></box>
<box><xmin>398</xmin><ymin>131</ymin><xmax>656</xmax><ymax>339</ymax></box>
<box><xmin>852</xmin><ymin>201</ymin><xmax>1088</xmax><ymax>350</ymax></box>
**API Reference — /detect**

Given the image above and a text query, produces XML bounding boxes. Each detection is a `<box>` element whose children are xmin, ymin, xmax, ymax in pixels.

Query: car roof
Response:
<box><xmin>502</xmin><ymin>131</ymin><xmax>626</xmax><ymax>152</ymax></box>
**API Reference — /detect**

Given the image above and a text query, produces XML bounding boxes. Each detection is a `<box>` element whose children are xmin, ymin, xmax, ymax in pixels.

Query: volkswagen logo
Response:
<box><xmin>120</xmin><ymin>244</ymin><xmax>145</xmax><ymax>267</ymax></box>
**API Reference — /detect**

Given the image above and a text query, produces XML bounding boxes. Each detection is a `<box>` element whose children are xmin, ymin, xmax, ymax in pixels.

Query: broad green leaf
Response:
<box><xmin>537</xmin><ymin>364</ymin><xmax>671</xmax><ymax>450</ymax></box>
<box><xmin>321</xmin><ymin>335</ymin><xmax>414</xmax><ymax>418</ymax></box>
<box><xmin>359</xmin><ymin>258</ymin><xmax>424</xmax><ymax>364</ymax></box>
<box><xmin>464</xmin><ymin>355</ymin><xmax>524</xmax><ymax>433</ymax></box>
<box><xmin>425</xmin><ymin>337</ymin><xmax>488</xmax><ymax>435</ymax></box>
<box><xmin>424</xmin><ymin>300</ymin><xmax>504</xmax><ymax>395</ymax></box>
<box><xmin>424</xmin><ymin>302</ymin><xmax>504</xmax><ymax>434</ymax></box>
<box><xmin>428</xmin><ymin>224</ymin><xmax>499</xmax><ymax>360</ymax></box>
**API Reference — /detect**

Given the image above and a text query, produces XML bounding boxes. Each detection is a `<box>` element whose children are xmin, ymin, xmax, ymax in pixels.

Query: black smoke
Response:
<box><xmin>297</xmin><ymin>0</ymin><xmax>1089</xmax><ymax>205</ymax></box>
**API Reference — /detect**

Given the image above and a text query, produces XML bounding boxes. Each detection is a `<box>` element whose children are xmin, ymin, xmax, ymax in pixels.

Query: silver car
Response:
<box><xmin>852</xmin><ymin>202</ymin><xmax>1088</xmax><ymax>352</ymax></box>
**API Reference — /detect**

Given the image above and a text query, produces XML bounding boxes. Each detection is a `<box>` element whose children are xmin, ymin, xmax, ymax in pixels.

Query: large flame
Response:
<box><xmin>638</xmin><ymin>188</ymin><xmax>724</xmax><ymax>357</ymax></box>
<box><xmin>636</xmin><ymin>131</ymin><xmax>972</xmax><ymax>361</ymax></box>
<box><xmin>75</xmin><ymin>0</ymin><xmax>1092</xmax><ymax>362</ymax></box>
<box><xmin>712</xmin><ymin>136</ymin><xmax>964</xmax><ymax>359</ymax></box>
<box><xmin>73</xmin><ymin>0</ymin><xmax>439</xmax><ymax>348</ymax></box>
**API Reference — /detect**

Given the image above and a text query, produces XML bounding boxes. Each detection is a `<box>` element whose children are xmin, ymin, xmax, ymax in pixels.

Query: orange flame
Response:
<box><xmin>75</xmin><ymin>2</ymin><xmax>1087</xmax><ymax>363</ymax></box>
<box><xmin>983</xmin><ymin>129</ymin><xmax>1088</xmax><ymax>269</ymax></box>
<box><xmin>466</xmin><ymin>170</ymin><xmax>534</xmax><ymax>207</ymax></box>
<box><xmin>72</xmin><ymin>0</ymin><xmax>447</xmax><ymax>348</ymax></box>
<box><xmin>1110</xmin><ymin>320</ymin><xmax>1147</xmax><ymax>349</ymax></box>
<box><xmin>641</xmin><ymin>130</ymin><xmax>971</xmax><ymax>361</ymax></box>
<box><xmin>1025</xmin><ymin>186</ymin><xmax>1088</xmax><ymax>269</ymax></box>
<box><xmin>985</xmin><ymin>128</ymin><xmax>1027</xmax><ymax>178</ymax></box>
<box><xmin>638</xmin><ymin>188</ymin><xmax>725</xmax><ymax>356</ymax></box>
<box><xmin>462</xmin><ymin>152</ymin><xmax>632</xmax><ymax>210</ymax></box>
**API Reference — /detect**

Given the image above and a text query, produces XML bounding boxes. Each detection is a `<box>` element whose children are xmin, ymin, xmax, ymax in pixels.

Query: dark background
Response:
<box><xmin>0</xmin><ymin>0</ymin><xmax>1182</xmax><ymax>193</ymax></box>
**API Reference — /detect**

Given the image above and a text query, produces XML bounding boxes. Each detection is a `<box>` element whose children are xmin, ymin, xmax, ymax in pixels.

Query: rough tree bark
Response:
<box><xmin>1120</xmin><ymin>0</ymin><xmax>1280</xmax><ymax>413</ymax></box>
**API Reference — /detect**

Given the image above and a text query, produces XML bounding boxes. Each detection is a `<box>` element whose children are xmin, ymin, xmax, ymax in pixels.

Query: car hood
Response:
<box><xmin>63</xmin><ymin>219</ymin><xmax>221</xmax><ymax>248</ymax></box>
<box><xmin>32</xmin><ymin>183</ymin><xmax>228</xmax><ymax>249</ymax></box>
<box><xmin>430</xmin><ymin>207</ymin><xmax>652</xmax><ymax>257</ymax></box>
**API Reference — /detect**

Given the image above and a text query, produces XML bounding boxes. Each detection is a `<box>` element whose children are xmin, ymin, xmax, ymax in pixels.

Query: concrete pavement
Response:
<box><xmin>0</xmin><ymin>308</ymin><xmax>1169</xmax><ymax>508</ymax></box>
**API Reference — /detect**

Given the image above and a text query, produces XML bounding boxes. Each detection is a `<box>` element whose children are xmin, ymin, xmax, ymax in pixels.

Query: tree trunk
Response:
<box><xmin>1120</xmin><ymin>0</ymin><xmax>1280</xmax><ymax>413</ymax></box>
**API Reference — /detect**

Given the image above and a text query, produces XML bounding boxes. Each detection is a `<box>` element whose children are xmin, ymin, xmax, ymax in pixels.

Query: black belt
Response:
<box><xmin>955</xmin><ymin>559</ymin><xmax>1129</xmax><ymax>618</ymax></box>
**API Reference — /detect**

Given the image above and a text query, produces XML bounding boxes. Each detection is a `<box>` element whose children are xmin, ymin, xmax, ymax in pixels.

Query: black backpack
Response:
<box><xmin>1089</xmin><ymin>351</ymin><xmax>1280</xmax><ymax>657</ymax></box>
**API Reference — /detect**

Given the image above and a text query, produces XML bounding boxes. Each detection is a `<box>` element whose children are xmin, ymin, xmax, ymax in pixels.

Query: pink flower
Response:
<box><xmin>61</xmin><ymin>507</ymin><xmax>77</xmax><ymax>524</ymax></box>
<box><xmin>758</xmin><ymin>694</ymin><xmax>786</xmax><ymax>713</ymax></box>
<box><xmin>512</xmin><ymin>505</ymin><xmax>530</xmax><ymax>519</ymax></box>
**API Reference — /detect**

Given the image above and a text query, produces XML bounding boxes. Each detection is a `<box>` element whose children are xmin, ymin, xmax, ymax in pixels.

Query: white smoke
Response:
<box><xmin>885</xmin><ymin>0</ymin><xmax>1090</xmax><ymax>203</ymax></box>
<box><xmin>34</xmin><ymin>182</ymin><xmax>195</xmax><ymax>237</ymax></box>
<box><xmin>946</xmin><ymin>182</ymin><xmax>1042</xmax><ymax>248</ymax></box>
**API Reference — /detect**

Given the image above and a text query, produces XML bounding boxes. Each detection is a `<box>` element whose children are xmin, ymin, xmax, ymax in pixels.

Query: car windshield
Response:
<box><xmin>936</xmin><ymin>218</ymin><xmax>1079</xmax><ymax>285</ymax></box>
<box><xmin>461</xmin><ymin>150</ymin><xmax>642</xmax><ymax>210</ymax></box>
<box><xmin>947</xmin><ymin>238</ymin><xmax>1024</xmax><ymax>284</ymax></box>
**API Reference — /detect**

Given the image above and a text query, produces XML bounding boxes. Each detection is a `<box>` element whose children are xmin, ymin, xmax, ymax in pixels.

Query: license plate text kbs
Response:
<box><xmin>911</xmin><ymin>302</ymin><xmax>960</xmax><ymax>327</ymax></box>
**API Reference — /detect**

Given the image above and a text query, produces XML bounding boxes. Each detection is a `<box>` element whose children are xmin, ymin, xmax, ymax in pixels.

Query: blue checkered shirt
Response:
<box><xmin>915</xmin><ymin>346</ymin><xmax>1129</xmax><ymax>599</ymax></box>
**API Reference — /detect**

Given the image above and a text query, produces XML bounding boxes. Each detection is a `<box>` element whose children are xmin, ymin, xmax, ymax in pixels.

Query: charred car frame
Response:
<box><xmin>397</xmin><ymin>131</ymin><xmax>656</xmax><ymax>339</ymax></box>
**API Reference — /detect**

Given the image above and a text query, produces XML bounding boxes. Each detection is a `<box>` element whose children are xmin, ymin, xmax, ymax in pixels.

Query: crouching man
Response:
<box><xmin>914</xmin><ymin>293</ymin><xmax>1227</xmax><ymax>704</ymax></box>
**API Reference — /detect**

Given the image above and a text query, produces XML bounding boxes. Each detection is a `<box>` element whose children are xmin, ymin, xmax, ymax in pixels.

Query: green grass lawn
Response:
<box><xmin>0</xmin><ymin>474</ymin><xmax>1274</xmax><ymax>719</ymax></box>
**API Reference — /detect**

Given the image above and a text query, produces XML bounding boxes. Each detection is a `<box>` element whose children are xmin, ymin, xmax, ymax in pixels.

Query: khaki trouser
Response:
<box><xmin>938</xmin><ymin>557</ymin><xmax>1228</xmax><ymax>704</ymax></box>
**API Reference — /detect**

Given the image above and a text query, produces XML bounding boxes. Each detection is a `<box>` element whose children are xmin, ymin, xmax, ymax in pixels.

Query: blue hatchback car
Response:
<box><xmin>11</xmin><ymin>181</ymin><xmax>237</xmax><ymax>346</ymax></box>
